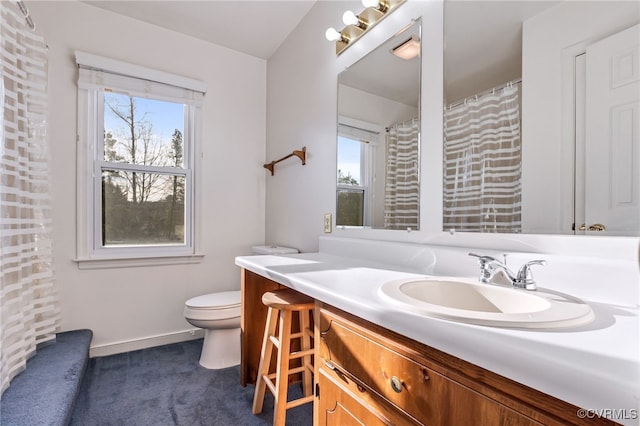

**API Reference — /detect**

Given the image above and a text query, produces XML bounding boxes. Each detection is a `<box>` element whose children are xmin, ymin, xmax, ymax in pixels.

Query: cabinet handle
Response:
<box><xmin>422</xmin><ymin>368</ymin><xmax>430</xmax><ymax>381</ymax></box>
<box><xmin>324</xmin><ymin>361</ymin><xmax>336</xmax><ymax>371</ymax></box>
<box><xmin>390</xmin><ymin>376</ymin><xmax>403</xmax><ymax>393</ymax></box>
<box><xmin>325</xmin><ymin>361</ymin><xmax>367</xmax><ymax>393</ymax></box>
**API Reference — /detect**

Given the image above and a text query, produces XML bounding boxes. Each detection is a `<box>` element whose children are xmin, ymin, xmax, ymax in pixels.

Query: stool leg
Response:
<box><xmin>299</xmin><ymin>308</ymin><xmax>313</xmax><ymax>397</ymax></box>
<box><xmin>252</xmin><ymin>306</ymin><xmax>278</xmax><ymax>414</ymax></box>
<box><xmin>274</xmin><ymin>310</ymin><xmax>292</xmax><ymax>426</ymax></box>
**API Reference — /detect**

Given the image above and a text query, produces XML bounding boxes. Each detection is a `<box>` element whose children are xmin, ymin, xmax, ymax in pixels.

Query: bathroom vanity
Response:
<box><xmin>237</xmin><ymin>238</ymin><xmax>639</xmax><ymax>425</ymax></box>
<box><xmin>316</xmin><ymin>303</ymin><xmax>576</xmax><ymax>425</ymax></box>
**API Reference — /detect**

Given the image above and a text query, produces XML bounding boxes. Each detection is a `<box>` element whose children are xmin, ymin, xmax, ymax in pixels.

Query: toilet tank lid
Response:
<box><xmin>185</xmin><ymin>290</ymin><xmax>241</xmax><ymax>309</ymax></box>
<box><xmin>252</xmin><ymin>245</ymin><xmax>299</xmax><ymax>255</ymax></box>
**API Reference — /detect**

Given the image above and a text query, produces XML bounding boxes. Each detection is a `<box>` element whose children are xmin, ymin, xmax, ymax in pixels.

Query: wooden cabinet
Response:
<box><xmin>314</xmin><ymin>303</ymin><xmax>615</xmax><ymax>426</ymax></box>
<box><xmin>240</xmin><ymin>269</ymin><xmax>284</xmax><ymax>386</ymax></box>
<box><xmin>240</xmin><ymin>269</ymin><xmax>311</xmax><ymax>387</ymax></box>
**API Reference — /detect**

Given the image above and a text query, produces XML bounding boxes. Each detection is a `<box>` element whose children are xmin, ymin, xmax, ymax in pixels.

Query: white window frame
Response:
<box><xmin>74</xmin><ymin>52</ymin><xmax>206</xmax><ymax>269</ymax></box>
<box><xmin>337</xmin><ymin>117</ymin><xmax>381</xmax><ymax>227</ymax></box>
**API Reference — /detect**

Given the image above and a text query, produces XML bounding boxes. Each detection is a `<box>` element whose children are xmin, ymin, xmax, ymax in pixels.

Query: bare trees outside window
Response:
<box><xmin>102</xmin><ymin>93</ymin><xmax>187</xmax><ymax>246</ymax></box>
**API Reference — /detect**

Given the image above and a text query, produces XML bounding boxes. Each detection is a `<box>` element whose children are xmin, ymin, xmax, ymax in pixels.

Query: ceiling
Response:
<box><xmin>82</xmin><ymin>1</ymin><xmax>317</xmax><ymax>59</ymax></box>
<box><xmin>82</xmin><ymin>1</ymin><xmax>559</xmax><ymax>104</ymax></box>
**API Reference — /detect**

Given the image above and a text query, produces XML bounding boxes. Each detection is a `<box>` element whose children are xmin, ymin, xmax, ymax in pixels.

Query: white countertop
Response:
<box><xmin>236</xmin><ymin>251</ymin><xmax>640</xmax><ymax>425</ymax></box>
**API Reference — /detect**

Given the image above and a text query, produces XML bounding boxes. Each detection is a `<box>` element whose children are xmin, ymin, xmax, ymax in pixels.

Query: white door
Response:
<box><xmin>585</xmin><ymin>24</ymin><xmax>640</xmax><ymax>236</ymax></box>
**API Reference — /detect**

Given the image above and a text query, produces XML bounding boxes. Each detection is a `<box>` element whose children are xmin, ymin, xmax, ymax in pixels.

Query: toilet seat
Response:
<box><xmin>185</xmin><ymin>290</ymin><xmax>240</xmax><ymax>309</ymax></box>
<box><xmin>184</xmin><ymin>290</ymin><xmax>241</xmax><ymax>321</ymax></box>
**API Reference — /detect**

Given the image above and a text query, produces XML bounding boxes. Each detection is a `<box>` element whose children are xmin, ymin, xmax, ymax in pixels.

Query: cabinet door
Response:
<box><xmin>317</xmin><ymin>369</ymin><xmax>390</xmax><ymax>426</ymax></box>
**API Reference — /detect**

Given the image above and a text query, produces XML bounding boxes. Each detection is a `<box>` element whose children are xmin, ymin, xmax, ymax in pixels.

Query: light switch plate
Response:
<box><xmin>324</xmin><ymin>213</ymin><xmax>332</xmax><ymax>233</ymax></box>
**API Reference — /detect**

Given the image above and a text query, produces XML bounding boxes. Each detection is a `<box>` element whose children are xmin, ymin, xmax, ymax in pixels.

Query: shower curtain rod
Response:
<box><xmin>16</xmin><ymin>1</ymin><xmax>35</xmax><ymax>30</ymax></box>
<box><xmin>447</xmin><ymin>78</ymin><xmax>522</xmax><ymax>110</ymax></box>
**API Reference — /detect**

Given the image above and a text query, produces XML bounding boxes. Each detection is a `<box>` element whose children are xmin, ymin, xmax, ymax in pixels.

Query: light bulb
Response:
<box><xmin>342</xmin><ymin>10</ymin><xmax>358</xmax><ymax>26</ymax></box>
<box><xmin>325</xmin><ymin>27</ymin><xmax>342</xmax><ymax>42</ymax></box>
<box><xmin>361</xmin><ymin>0</ymin><xmax>379</xmax><ymax>8</ymax></box>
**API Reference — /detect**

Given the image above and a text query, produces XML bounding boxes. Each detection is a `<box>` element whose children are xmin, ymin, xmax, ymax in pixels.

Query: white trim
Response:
<box><xmin>75</xmin><ymin>51</ymin><xmax>207</xmax><ymax>94</ymax></box>
<box><xmin>561</xmin><ymin>41</ymin><xmax>590</xmax><ymax>235</ymax></box>
<box><xmin>89</xmin><ymin>329</ymin><xmax>205</xmax><ymax>358</ymax></box>
<box><xmin>74</xmin><ymin>253</ymin><xmax>205</xmax><ymax>270</ymax></box>
<box><xmin>99</xmin><ymin>162</ymin><xmax>188</xmax><ymax>175</ymax></box>
<box><xmin>338</xmin><ymin>116</ymin><xmax>384</xmax><ymax>146</ymax></box>
<box><xmin>76</xmin><ymin>57</ymin><xmax>202</xmax><ymax>263</ymax></box>
<box><xmin>338</xmin><ymin>116</ymin><xmax>384</xmax><ymax>133</ymax></box>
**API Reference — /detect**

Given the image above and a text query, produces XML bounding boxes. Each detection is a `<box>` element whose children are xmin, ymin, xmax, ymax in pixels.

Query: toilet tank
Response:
<box><xmin>251</xmin><ymin>245</ymin><xmax>298</xmax><ymax>255</ymax></box>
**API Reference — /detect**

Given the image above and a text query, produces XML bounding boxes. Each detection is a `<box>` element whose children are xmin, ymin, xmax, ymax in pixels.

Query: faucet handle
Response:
<box><xmin>468</xmin><ymin>252</ymin><xmax>499</xmax><ymax>265</ymax></box>
<box><xmin>468</xmin><ymin>253</ymin><xmax>500</xmax><ymax>283</ymax></box>
<box><xmin>515</xmin><ymin>260</ymin><xmax>546</xmax><ymax>290</ymax></box>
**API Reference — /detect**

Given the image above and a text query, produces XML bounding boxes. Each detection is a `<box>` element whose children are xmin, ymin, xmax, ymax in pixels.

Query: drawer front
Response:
<box><xmin>318</xmin><ymin>364</ymin><xmax>420</xmax><ymax>426</ymax></box>
<box><xmin>320</xmin><ymin>310</ymin><xmax>432</xmax><ymax>421</ymax></box>
<box><xmin>319</xmin><ymin>308</ymin><xmax>539</xmax><ymax>425</ymax></box>
<box><xmin>317</xmin><ymin>368</ymin><xmax>394</xmax><ymax>426</ymax></box>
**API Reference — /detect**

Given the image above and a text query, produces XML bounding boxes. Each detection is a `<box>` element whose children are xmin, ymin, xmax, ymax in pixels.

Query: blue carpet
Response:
<box><xmin>70</xmin><ymin>339</ymin><xmax>313</xmax><ymax>425</ymax></box>
<box><xmin>1</xmin><ymin>329</ymin><xmax>93</xmax><ymax>426</ymax></box>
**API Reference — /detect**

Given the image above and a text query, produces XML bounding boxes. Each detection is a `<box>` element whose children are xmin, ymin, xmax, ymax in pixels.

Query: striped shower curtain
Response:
<box><xmin>443</xmin><ymin>84</ymin><xmax>521</xmax><ymax>233</ymax></box>
<box><xmin>384</xmin><ymin>118</ymin><xmax>420</xmax><ymax>230</ymax></box>
<box><xmin>0</xmin><ymin>3</ymin><xmax>59</xmax><ymax>393</ymax></box>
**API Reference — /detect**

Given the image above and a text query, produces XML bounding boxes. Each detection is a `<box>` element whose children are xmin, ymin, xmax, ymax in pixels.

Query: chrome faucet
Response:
<box><xmin>468</xmin><ymin>253</ymin><xmax>546</xmax><ymax>291</ymax></box>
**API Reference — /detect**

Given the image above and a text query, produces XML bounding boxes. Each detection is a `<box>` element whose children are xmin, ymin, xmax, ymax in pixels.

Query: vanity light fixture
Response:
<box><xmin>362</xmin><ymin>0</ymin><xmax>389</xmax><ymax>13</ymax></box>
<box><xmin>325</xmin><ymin>0</ymin><xmax>406</xmax><ymax>55</ymax></box>
<box><xmin>342</xmin><ymin>10</ymin><xmax>368</xmax><ymax>30</ymax></box>
<box><xmin>391</xmin><ymin>37</ymin><xmax>420</xmax><ymax>60</ymax></box>
<box><xmin>325</xmin><ymin>27</ymin><xmax>349</xmax><ymax>43</ymax></box>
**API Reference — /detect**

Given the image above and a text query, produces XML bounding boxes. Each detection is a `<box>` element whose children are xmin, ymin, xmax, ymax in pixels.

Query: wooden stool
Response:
<box><xmin>252</xmin><ymin>288</ymin><xmax>314</xmax><ymax>425</ymax></box>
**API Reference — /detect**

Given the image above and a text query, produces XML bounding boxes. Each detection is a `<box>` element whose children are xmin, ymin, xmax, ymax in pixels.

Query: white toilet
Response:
<box><xmin>184</xmin><ymin>245</ymin><xmax>298</xmax><ymax>369</ymax></box>
<box><xmin>184</xmin><ymin>290</ymin><xmax>241</xmax><ymax>369</ymax></box>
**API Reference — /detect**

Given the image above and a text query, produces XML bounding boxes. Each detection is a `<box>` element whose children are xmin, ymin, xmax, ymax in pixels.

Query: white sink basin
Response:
<box><xmin>379</xmin><ymin>277</ymin><xmax>594</xmax><ymax>329</ymax></box>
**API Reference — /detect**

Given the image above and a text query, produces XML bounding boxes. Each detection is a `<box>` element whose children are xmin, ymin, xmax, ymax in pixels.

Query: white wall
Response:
<box><xmin>29</xmin><ymin>1</ymin><xmax>266</xmax><ymax>355</ymax></box>
<box><xmin>266</xmin><ymin>0</ymin><xmax>444</xmax><ymax>252</ymax></box>
<box><xmin>521</xmin><ymin>1</ymin><xmax>640</xmax><ymax>234</ymax></box>
<box><xmin>338</xmin><ymin>85</ymin><xmax>419</xmax><ymax>127</ymax></box>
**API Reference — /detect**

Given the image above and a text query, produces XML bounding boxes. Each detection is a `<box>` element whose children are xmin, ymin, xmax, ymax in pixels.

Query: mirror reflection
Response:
<box><xmin>337</xmin><ymin>20</ymin><xmax>421</xmax><ymax>230</ymax></box>
<box><xmin>444</xmin><ymin>1</ymin><xmax>639</xmax><ymax>236</ymax></box>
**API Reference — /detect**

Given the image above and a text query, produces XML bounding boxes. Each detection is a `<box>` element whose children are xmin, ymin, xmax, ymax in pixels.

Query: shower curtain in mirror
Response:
<box><xmin>443</xmin><ymin>84</ymin><xmax>521</xmax><ymax>233</ymax></box>
<box><xmin>0</xmin><ymin>3</ymin><xmax>59</xmax><ymax>394</ymax></box>
<box><xmin>384</xmin><ymin>118</ymin><xmax>419</xmax><ymax>230</ymax></box>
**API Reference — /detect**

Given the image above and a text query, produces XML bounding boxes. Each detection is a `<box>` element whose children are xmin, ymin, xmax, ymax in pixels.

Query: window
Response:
<box><xmin>336</xmin><ymin>121</ymin><xmax>379</xmax><ymax>227</ymax></box>
<box><xmin>337</xmin><ymin>136</ymin><xmax>367</xmax><ymax>226</ymax></box>
<box><xmin>75</xmin><ymin>52</ymin><xmax>206</xmax><ymax>267</ymax></box>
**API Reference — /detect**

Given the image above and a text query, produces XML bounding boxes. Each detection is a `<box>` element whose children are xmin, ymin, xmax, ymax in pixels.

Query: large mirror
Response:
<box><xmin>336</xmin><ymin>19</ymin><xmax>421</xmax><ymax>230</ymax></box>
<box><xmin>444</xmin><ymin>1</ymin><xmax>640</xmax><ymax>236</ymax></box>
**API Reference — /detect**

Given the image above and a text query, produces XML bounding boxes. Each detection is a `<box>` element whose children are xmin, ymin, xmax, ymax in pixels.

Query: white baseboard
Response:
<box><xmin>89</xmin><ymin>328</ymin><xmax>205</xmax><ymax>358</ymax></box>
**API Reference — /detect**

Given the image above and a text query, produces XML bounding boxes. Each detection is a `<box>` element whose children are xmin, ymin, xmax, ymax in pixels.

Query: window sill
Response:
<box><xmin>73</xmin><ymin>253</ymin><xmax>205</xmax><ymax>270</ymax></box>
